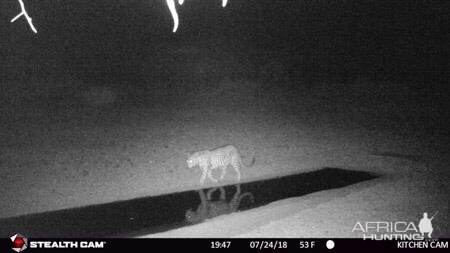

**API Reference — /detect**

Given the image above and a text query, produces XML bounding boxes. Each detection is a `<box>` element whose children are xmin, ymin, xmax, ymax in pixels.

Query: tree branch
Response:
<box><xmin>166</xmin><ymin>0</ymin><xmax>229</xmax><ymax>33</ymax></box>
<box><xmin>166</xmin><ymin>0</ymin><xmax>180</xmax><ymax>33</ymax></box>
<box><xmin>10</xmin><ymin>0</ymin><xmax>229</xmax><ymax>34</ymax></box>
<box><xmin>11</xmin><ymin>0</ymin><xmax>37</xmax><ymax>33</ymax></box>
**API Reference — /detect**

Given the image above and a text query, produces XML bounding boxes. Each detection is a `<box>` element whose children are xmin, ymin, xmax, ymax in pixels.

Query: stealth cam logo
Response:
<box><xmin>10</xmin><ymin>234</ymin><xmax>28</xmax><ymax>252</ymax></box>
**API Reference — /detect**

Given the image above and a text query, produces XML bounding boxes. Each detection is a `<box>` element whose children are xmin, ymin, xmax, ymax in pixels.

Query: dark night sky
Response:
<box><xmin>0</xmin><ymin>0</ymin><xmax>448</xmax><ymax>102</ymax></box>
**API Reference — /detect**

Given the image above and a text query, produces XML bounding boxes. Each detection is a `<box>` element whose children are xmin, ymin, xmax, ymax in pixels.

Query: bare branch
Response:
<box><xmin>166</xmin><ymin>0</ymin><xmax>179</xmax><ymax>33</ymax></box>
<box><xmin>10</xmin><ymin>0</ymin><xmax>37</xmax><ymax>33</ymax></box>
<box><xmin>10</xmin><ymin>0</ymin><xmax>228</xmax><ymax>34</ymax></box>
<box><xmin>167</xmin><ymin>0</ymin><xmax>229</xmax><ymax>33</ymax></box>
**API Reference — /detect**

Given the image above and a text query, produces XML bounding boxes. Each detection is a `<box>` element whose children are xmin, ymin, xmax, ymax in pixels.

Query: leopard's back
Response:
<box><xmin>187</xmin><ymin>145</ymin><xmax>252</xmax><ymax>184</ymax></box>
<box><xmin>208</xmin><ymin>145</ymin><xmax>240</xmax><ymax>168</ymax></box>
<box><xmin>189</xmin><ymin>145</ymin><xmax>243</xmax><ymax>169</ymax></box>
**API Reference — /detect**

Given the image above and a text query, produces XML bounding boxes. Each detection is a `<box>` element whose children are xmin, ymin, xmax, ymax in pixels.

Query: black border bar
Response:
<box><xmin>2</xmin><ymin>238</ymin><xmax>449</xmax><ymax>252</ymax></box>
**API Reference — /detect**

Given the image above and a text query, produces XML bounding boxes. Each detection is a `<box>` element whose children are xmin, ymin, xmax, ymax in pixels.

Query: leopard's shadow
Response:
<box><xmin>0</xmin><ymin>167</ymin><xmax>377</xmax><ymax>237</ymax></box>
<box><xmin>185</xmin><ymin>184</ymin><xmax>254</xmax><ymax>225</ymax></box>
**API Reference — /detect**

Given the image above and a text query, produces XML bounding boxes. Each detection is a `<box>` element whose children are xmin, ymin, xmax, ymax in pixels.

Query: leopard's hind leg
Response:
<box><xmin>219</xmin><ymin>166</ymin><xmax>227</xmax><ymax>180</ymax></box>
<box><xmin>200</xmin><ymin>169</ymin><xmax>207</xmax><ymax>185</ymax></box>
<box><xmin>232</xmin><ymin>164</ymin><xmax>241</xmax><ymax>182</ymax></box>
<box><xmin>207</xmin><ymin>169</ymin><xmax>218</xmax><ymax>183</ymax></box>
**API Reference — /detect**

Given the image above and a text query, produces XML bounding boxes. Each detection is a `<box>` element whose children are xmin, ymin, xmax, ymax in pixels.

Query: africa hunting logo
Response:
<box><xmin>353</xmin><ymin>211</ymin><xmax>438</xmax><ymax>240</ymax></box>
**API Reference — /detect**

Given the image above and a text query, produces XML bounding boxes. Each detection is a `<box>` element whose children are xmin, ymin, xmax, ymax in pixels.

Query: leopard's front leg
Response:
<box><xmin>200</xmin><ymin>167</ymin><xmax>207</xmax><ymax>185</ymax></box>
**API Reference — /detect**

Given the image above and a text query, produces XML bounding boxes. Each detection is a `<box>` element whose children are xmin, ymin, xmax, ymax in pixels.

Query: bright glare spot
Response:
<box><xmin>326</xmin><ymin>240</ymin><xmax>335</xmax><ymax>249</ymax></box>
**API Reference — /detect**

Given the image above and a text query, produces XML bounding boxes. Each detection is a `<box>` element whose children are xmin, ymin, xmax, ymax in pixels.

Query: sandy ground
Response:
<box><xmin>1</xmin><ymin>80</ymin><xmax>448</xmax><ymax>237</ymax></box>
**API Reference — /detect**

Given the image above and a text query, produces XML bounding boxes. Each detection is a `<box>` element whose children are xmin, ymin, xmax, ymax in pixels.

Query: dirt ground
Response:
<box><xmin>145</xmin><ymin>157</ymin><xmax>449</xmax><ymax>238</ymax></box>
<box><xmin>1</xmin><ymin>80</ymin><xmax>448</xmax><ymax>237</ymax></box>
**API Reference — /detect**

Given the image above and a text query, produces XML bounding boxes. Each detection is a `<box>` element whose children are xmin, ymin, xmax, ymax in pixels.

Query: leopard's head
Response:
<box><xmin>186</xmin><ymin>152</ymin><xmax>198</xmax><ymax>168</ymax></box>
<box><xmin>186</xmin><ymin>158</ymin><xmax>195</xmax><ymax>168</ymax></box>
